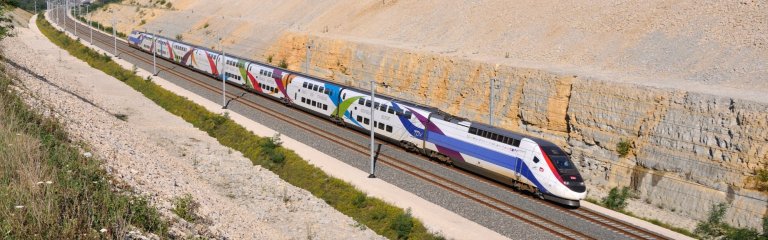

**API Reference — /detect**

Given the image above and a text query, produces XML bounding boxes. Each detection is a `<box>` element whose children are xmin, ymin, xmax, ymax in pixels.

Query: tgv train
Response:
<box><xmin>128</xmin><ymin>31</ymin><xmax>587</xmax><ymax>206</ymax></box>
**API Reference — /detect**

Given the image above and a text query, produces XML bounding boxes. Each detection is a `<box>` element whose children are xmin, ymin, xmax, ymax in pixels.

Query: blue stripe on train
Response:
<box><xmin>426</xmin><ymin>131</ymin><xmax>548</xmax><ymax>193</ymax></box>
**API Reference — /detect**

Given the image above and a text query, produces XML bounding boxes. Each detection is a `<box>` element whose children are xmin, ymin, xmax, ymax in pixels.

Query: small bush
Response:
<box><xmin>175</xmin><ymin>33</ymin><xmax>183</xmax><ymax>41</ymax></box>
<box><xmin>202</xmin><ymin>22</ymin><xmax>209</xmax><ymax>29</ymax></box>
<box><xmin>172</xmin><ymin>194</ymin><xmax>199</xmax><ymax>223</ymax></box>
<box><xmin>139</xmin><ymin>19</ymin><xmax>146</xmax><ymax>26</ymax></box>
<box><xmin>267</xmin><ymin>55</ymin><xmax>273</xmax><ymax>63</ymax></box>
<box><xmin>694</xmin><ymin>203</ymin><xmax>729</xmax><ymax>239</ymax></box>
<box><xmin>601</xmin><ymin>186</ymin><xmax>630</xmax><ymax>211</ymax></box>
<box><xmin>616</xmin><ymin>139</ymin><xmax>632</xmax><ymax>157</ymax></box>
<box><xmin>352</xmin><ymin>193</ymin><xmax>367</xmax><ymax>208</ymax></box>
<box><xmin>754</xmin><ymin>169</ymin><xmax>768</xmax><ymax>191</ymax></box>
<box><xmin>279</xmin><ymin>58</ymin><xmax>288</xmax><ymax>68</ymax></box>
<box><xmin>165</xmin><ymin>2</ymin><xmax>172</xmax><ymax>8</ymax></box>
<box><xmin>391</xmin><ymin>209</ymin><xmax>414</xmax><ymax>239</ymax></box>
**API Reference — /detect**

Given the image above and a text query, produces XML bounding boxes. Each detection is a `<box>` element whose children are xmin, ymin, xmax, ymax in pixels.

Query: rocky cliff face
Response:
<box><xmin>264</xmin><ymin>32</ymin><xmax>768</xmax><ymax>230</ymax></box>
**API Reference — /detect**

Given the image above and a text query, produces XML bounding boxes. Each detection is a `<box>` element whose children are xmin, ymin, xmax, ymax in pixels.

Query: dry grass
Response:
<box><xmin>0</xmin><ymin>56</ymin><xmax>168</xmax><ymax>238</ymax></box>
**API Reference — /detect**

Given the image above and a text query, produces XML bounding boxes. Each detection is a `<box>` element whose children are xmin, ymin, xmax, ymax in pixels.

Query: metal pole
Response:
<box><xmin>305</xmin><ymin>40</ymin><xmax>312</xmax><ymax>74</ymax></box>
<box><xmin>112</xmin><ymin>16</ymin><xmax>118</xmax><ymax>58</ymax></box>
<box><xmin>368</xmin><ymin>80</ymin><xmax>376</xmax><ymax>178</ymax></box>
<box><xmin>151</xmin><ymin>30</ymin><xmax>157</xmax><ymax>75</ymax></box>
<box><xmin>220</xmin><ymin>36</ymin><xmax>227</xmax><ymax>109</ymax></box>
<box><xmin>88</xmin><ymin>5</ymin><xmax>92</xmax><ymax>44</ymax></box>
<box><xmin>489</xmin><ymin>78</ymin><xmax>495</xmax><ymax>126</ymax></box>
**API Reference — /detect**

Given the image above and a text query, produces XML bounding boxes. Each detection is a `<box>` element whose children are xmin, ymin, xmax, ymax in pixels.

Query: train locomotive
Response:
<box><xmin>128</xmin><ymin>31</ymin><xmax>587</xmax><ymax>206</ymax></box>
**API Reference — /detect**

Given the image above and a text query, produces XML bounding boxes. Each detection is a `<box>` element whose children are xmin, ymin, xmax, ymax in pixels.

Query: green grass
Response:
<box><xmin>37</xmin><ymin>14</ymin><xmax>443</xmax><ymax>240</ymax></box>
<box><xmin>0</xmin><ymin>48</ymin><xmax>167</xmax><ymax>238</ymax></box>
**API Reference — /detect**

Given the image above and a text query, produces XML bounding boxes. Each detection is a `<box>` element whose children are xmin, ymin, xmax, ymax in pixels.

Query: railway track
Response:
<box><xmin>52</xmin><ymin>10</ymin><xmax>672</xmax><ymax>240</ymax></box>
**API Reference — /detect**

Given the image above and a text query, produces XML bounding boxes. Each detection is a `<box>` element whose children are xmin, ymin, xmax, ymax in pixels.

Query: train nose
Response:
<box><xmin>562</xmin><ymin>175</ymin><xmax>586</xmax><ymax>193</ymax></box>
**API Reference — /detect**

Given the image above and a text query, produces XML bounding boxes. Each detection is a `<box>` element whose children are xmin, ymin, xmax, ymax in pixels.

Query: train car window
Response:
<box><xmin>311</xmin><ymin>101</ymin><xmax>317</xmax><ymax>107</ymax></box>
<box><xmin>380</xmin><ymin>105</ymin><xmax>387</xmax><ymax>112</ymax></box>
<box><xmin>268</xmin><ymin>72</ymin><xmax>273</xmax><ymax>77</ymax></box>
<box><xmin>386</xmin><ymin>125</ymin><xmax>393</xmax><ymax>132</ymax></box>
<box><xmin>396</xmin><ymin>109</ymin><xmax>404</xmax><ymax>116</ymax></box>
<box><xmin>364</xmin><ymin>118</ymin><xmax>370</xmax><ymax>124</ymax></box>
<box><xmin>373</xmin><ymin>102</ymin><xmax>380</xmax><ymax>109</ymax></box>
<box><xmin>365</xmin><ymin>100</ymin><xmax>372</xmax><ymax>107</ymax></box>
<box><xmin>301</xmin><ymin>97</ymin><xmax>306</xmax><ymax>103</ymax></box>
<box><xmin>533</xmin><ymin>157</ymin><xmax>540</xmax><ymax>163</ymax></box>
<box><xmin>326</xmin><ymin>89</ymin><xmax>331</xmax><ymax>95</ymax></box>
<box><xmin>313</xmin><ymin>85</ymin><xmax>319</xmax><ymax>91</ymax></box>
<box><xmin>307</xmin><ymin>83</ymin><xmax>314</xmax><ymax>89</ymax></box>
<box><xmin>323</xmin><ymin>104</ymin><xmax>328</xmax><ymax>111</ymax></box>
<box><xmin>512</xmin><ymin>139</ymin><xmax>520</xmax><ymax>147</ymax></box>
<box><xmin>496</xmin><ymin>134</ymin><xmax>503</xmax><ymax>142</ymax></box>
<box><xmin>469</xmin><ymin>127</ymin><xmax>477</xmax><ymax>135</ymax></box>
<box><xmin>318</xmin><ymin>86</ymin><xmax>324</xmax><ymax>93</ymax></box>
<box><xmin>404</xmin><ymin>111</ymin><xmax>412</xmax><ymax>119</ymax></box>
<box><xmin>358</xmin><ymin>98</ymin><xmax>364</xmax><ymax>105</ymax></box>
<box><xmin>387</xmin><ymin>108</ymin><xmax>394</xmax><ymax>114</ymax></box>
<box><xmin>342</xmin><ymin>93</ymin><xmax>346</xmax><ymax>99</ymax></box>
<box><xmin>303</xmin><ymin>82</ymin><xmax>308</xmax><ymax>88</ymax></box>
<box><xmin>378</xmin><ymin>123</ymin><xmax>385</xmax><ymax>130</ymax></box>
<box><xmin>357</xmin><ymin>116</ymin><xmax>363</xmax><ymax>122</ymax></box>
<box><xmin>490</xmin><ymin>133</ymin><xmax>498</xmax><ymax>140</ymax></box>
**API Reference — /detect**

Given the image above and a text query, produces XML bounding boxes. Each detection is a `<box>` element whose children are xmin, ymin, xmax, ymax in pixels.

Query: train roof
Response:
<box><xmin>468</xmin><ymin>121</ymin><xmax>559</xmax><ymax>147</ymax></box>
<box><xmin>136</xmin><ymin>31</ymin><xmax>440</xmax><ymax>113</ymax></box>
<box><xmin>139</xmin><ymin>32</ymin><xmax>537</xmax><ymax>145</ymax></box>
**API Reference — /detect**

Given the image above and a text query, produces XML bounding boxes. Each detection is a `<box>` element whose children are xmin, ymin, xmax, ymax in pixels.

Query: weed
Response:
<box><xmin>695</xmin><ymin>203</ymin><xmax>729</xmax><ymax>239</ymax></box>
<box><xmin>616</xmin><ymin>139</ymin><xmax>632</xmax><ymax>157</ymax></box>
<box><xmin>352</xmin><ymin>192</ymin><xmax>367</xmax><ymax>208</ymax></box>
<box><xmin>172</xmin><ymin>194</ymin><xmax>199</xmax><ymax>223</ymax></box>
<box><xmin>279</xmin><ymin>58</ymin><xmax>288</xmax><ymax>68</ymax></box>
<box><xmin>165</xmin><ymin>2</ymin><xmax>173</xmax><ymax>9</ymax></box>
<box><xmin>601</xmin><ymin>186</ymin><xmax>630</xmax><ymax>211</ymax></box>
<box><xmin>203</xmin><ymin>22</ymin><xmax>209</xmax><ymax>29</ymax></box>
<box><xmin>114</xmin><ymin>113</ymin><xmax>128</xmax><ymax>121</ymax></box>
<box><xmin>391</xmin><ymin>208</ymin><xmax>414</xmax><ymax>239</ymax></box>
<box><xmin>267</xmin><ymin>54</ymin><xmax>273</xmax><ymax>63</ymax></box>
<box><xmin>175</xmin><ymin>33</ymin><xmax>183</xmax><ymax>41</ymax></box>
<box><xmin>139</xmin><ymin>19</ymin><xmax>146</xmax><ymax>26</ymax></box>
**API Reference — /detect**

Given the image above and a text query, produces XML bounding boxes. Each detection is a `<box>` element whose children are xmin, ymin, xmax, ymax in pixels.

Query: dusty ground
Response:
<box><xmin>1</xmin><ymin>14</ymin><xmax>385</xmax><ymax>239</ymax></box>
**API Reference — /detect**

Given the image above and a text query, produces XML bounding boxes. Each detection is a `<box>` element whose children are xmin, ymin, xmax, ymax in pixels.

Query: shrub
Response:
<box><xmin>202</xmin><ymin>22</ymin><xmax>209</xmax><ymax>29</ymax></box>
<box><xmin>601</xmin><ymin>186</ymin><xmax>630</xmax><ymax>211</ymax></box>
<box><xmin>754</xmin><ymin>169</ymin><xmax>768</xmax><ymax>191</ymax></box>
<box><xmin>694</xmin><ymin>203</ymin><xmax>729</xmax><ymax>239</ymax></box>
<box><xmin>391</xmin><ymin>209</ymin><xmax>414</xmax><ymax>239</ymax></box>
<box><xmin>352</xmin><ymin>193</ymin><xmax>367</xmax><ymax>208</ymax></box>
<box><xmin>279</xmin><ymin>58</ymin><xmax>288</xmax><ymax>68</ymax></box>
<box><xmin>616</xmin><ymin>139</ymin><xmax>632</xmax><ymax>157</ymax></box>
<box><xmin>267</xmin><ymin>54</ymin><xmax>273</xmax><ymax>63</ymax></box>
<box><xmin>175</xmin><ymin>33</ymin><xmax>183</xmax><ymax>41</ymax></box>
<box><xmin>172</xmin><ymin>194</ymin><xmax>199</xmax><ymax>223</ymax></box>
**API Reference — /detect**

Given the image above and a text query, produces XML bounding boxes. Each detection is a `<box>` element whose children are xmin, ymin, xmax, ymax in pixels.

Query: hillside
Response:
<box><xmin>86</xmin><ymin>0</ymin><xmax>768</xmax><ymax>232</ymax></box>
<box><xmin>93</xmin><ymin>0</ymin><xmax>768</xmax><ymax>93</ymax></box>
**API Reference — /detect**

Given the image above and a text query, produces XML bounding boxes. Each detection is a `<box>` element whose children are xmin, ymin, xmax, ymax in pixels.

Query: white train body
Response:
<box><xmin>127</xmin><ymin>30</ymin><xmax>587</xmax><ymax>206</ymax></box>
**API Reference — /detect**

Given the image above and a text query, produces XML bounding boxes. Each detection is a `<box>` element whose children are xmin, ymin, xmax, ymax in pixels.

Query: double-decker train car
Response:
<box><xmin>127</xmin><ymin>30</ymin><xmax>587</xmax><ymax>206</ymax></box>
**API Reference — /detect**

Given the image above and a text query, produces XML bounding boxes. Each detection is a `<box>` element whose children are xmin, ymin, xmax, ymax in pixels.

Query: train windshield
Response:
<box><xmin>541</xmin><ymin>146</ymin><xmax>576</xmax><ymax>170</ymax></box>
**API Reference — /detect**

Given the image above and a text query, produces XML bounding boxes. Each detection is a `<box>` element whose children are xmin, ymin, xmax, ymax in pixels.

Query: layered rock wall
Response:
<box><xmin>264</xmin><ymin>32</ymin><xmax>768</xmax><ymax>229</ymax></box>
